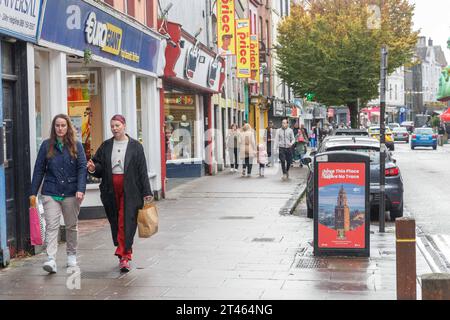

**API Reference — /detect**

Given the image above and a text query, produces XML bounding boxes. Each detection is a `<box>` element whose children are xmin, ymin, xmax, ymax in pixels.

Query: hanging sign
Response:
<box><xmin>217</xmin><ymin>0</ymin><xmax>236</xmax><ymax>56</ymax></box>
<box><xmin>250</xmin><ymin>34</ymin><xmax>260</xmax><ymax>82</ymax></box>
<box><xmin>235</xmin><ymin>19</ymin><xmax>251</xmax><ymax>78</ymax></box>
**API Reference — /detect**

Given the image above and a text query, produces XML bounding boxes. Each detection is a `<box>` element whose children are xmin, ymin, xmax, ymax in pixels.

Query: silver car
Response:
<box><xmin>392</xmin><ymin>127</ymin><xmax>409</xmax><ymax>143</ymax></box>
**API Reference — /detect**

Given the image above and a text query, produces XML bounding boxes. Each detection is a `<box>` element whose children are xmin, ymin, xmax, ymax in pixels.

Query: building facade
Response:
<box><xmin>0</xmin><ymin>0</ymin><xmax>45</xmax><ymax>267</ymax></box>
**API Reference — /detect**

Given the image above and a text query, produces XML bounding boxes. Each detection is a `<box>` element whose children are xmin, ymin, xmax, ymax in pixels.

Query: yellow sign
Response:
<box><xmin>217</xmin><ymin>0</ymin><xmax>236</xmax><ymax>56</ymax></box>
<box><xmin>236</xmin><ymin>19</ymin><xmax>251</xmax><ymax>78</ymax></box>
<box><xmin>250</xmin><ymin>34</ymin><xmax>259</xmax><ymax>82</ymax></box>
<box><xmin>102</xmin><ymin>23</ymin><xmax>123</xmax><ymax>55</ymax></box>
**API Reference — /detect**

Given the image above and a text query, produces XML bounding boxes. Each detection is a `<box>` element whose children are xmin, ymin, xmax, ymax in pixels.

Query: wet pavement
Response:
<box><xmin>0</xmin><ymin>161</ymin><xmax>432</xmax><ymax>300</ymax></box>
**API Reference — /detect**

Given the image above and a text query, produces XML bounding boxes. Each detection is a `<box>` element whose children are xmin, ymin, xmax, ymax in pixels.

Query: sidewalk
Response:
<box><xmin>0</xmin><ymin>163</ymin><xmax>431</xmax><ymax>300</ymax></box>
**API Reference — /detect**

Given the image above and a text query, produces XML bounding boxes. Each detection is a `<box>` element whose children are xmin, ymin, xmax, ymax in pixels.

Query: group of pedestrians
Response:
<box><xmin>30</xmin><ymin>114</ymin><xmax>153</xmax><ymax>274</ymax></box>
<box><xmin>226</xmin><ymin>119</ymin><xmax>317</xmax><ymax>181</ymax></box>
<box><xmin>226</xmin><ymin>123</ymin><xmax>267</xmax><ymax>177</ymax></box>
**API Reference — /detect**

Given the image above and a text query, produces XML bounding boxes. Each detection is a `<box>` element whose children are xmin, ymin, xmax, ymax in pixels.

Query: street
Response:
<box><xmin>392</xmin><ymin>142</ymin><xmax>450</xmax><ymax>272</ymax></box>
<box><xmin>0</xmin><ymin>163</ymin><xmax>432</xmax><ymax>300</ymax></box>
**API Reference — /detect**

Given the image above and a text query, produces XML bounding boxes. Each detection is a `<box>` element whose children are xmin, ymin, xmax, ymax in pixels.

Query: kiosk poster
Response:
<box><xmin>318</xmin><ymin>162</ymin><xmax>366</xmax><ymax>249</ymax></box>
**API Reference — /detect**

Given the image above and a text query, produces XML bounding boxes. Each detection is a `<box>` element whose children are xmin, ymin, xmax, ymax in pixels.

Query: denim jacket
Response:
<box><xmin>31</xmin><ymin>139</ymin><xmax>87</xmax><ymax>197</ymax></box>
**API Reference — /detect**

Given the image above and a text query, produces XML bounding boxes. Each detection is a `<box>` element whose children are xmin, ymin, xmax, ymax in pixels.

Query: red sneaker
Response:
<box><xmin>119</xmin><ymin>259</ymin><xmax>130</xmax><ymax>273</ymax></box>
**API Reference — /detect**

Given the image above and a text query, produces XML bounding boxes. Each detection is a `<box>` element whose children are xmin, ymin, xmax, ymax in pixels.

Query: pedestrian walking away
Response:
<box><xmin>226</xmin><ymin>123</ymin><xmax>240</xmax><ymax>172</ymax></box>
<box><xmin>257</xmin><ymin>144</ymin><xmax>268</xmax><ymax>177</ymax></box>
<box><xmin>30</xmin><ymin>114</ymin><xmax>87</xmax><ymax>274</ymax></box>
<box><xmin>264</xmin><ymin>121</ymin><xmax>275</xmax><ymax>166</ymax></box>
<box><xmin>87</xmin><ymin>114</ymin><xmax>153</xmax><ymax>273</ymax></box>
<box><xmin>239</xmin><ymin>123</ymin><xmax>256</xmax><ymax>177</ymax></box>
<box><xmin>277</xmin><ymin>119</ymin><xmax>295</xmax><ymax>180</ymax></box>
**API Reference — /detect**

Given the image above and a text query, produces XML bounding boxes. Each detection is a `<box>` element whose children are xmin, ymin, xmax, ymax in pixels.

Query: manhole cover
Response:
<box><xmin>252</xmin><ymin>238</ymin><xmax>275</xmax><ymax>242</ymax></box>
<box><xmin>220</xmin><ymin>216</ymin><xmax>254</xmax><ymax>220</ymax></box>
<box><xmin>80</xmin><ymin>271</ymin><xmax>122</xmax><ymax>279</ymax></box>
<box><xmin>296</xmin><ymin>258</ymin><xmax>328</xmax><ymax>269</ymax></box>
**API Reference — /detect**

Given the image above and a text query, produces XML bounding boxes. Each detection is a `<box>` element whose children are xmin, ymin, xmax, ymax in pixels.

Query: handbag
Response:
<box><xmin>297</xmin><ymin>135</ymin><xmax>305</xmax><ymax>143</ymax></box>
<box><xmin>29</xmin><ymin>207</ymin><xmax>43</xmax><ymax>246</ymax></box>
<box><xmin>137</xmin><ymin>203</ymin><xmax>159</xmax><ymax>238</ymax></box>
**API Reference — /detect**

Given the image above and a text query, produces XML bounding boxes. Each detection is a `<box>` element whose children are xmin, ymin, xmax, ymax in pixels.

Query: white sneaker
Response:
<box><xmin>43</xmin><ymin>258</ymin><xmax>57</xmax><ymax>273</ymax></box>
<box><xmin>67</xmin><ymin>255</ymin><xmax>77</xmax><ymax>268</ymax></box>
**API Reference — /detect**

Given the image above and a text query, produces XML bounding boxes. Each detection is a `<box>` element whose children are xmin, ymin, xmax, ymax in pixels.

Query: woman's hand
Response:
<box><xmin>87</xmin><ymin>159</ymin><xmax>96</xmax><ymax>173</ymax></box>
<box><xmin>29</xmin><ymin>195</ymin><xmax>37</xmax><ymax>208</ymax></box>
<box><xmin>143</xmin><ymin>196</ymin><xmax>154</xmax><ymax>209</ymax></box>
<box><xmin>76</xmin><ymin>192</ymin><xmax>85</xmax><ymax>204</ymax></box>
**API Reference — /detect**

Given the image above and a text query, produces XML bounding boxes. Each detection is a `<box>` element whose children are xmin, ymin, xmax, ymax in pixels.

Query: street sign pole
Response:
<box><xmin>379</xmin><ymin>45</ymin><xmax>388</xmax><ymax>233</ymax></box>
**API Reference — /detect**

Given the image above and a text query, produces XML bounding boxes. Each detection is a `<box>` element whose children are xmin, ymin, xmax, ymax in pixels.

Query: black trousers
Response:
<box><xmin>233</xmin><ymin>148</ymin><xmax>239</xmax><ymax>169</ymax></box>
<box><xmin>243</xmin><ymin>157</ymin><xmax>252</xmax><ymax>174</ymax></box>
<box><xmin>279</xmin><ymin>147</ymin><xmax>293</xmax><ymax>174</ymax></box>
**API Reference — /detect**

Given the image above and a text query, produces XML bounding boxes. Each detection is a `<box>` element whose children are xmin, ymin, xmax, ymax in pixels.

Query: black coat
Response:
<box><xmin>90</xmin><ymin>137</ymin><xmax>152</xmax><ymax>250</ymax></box>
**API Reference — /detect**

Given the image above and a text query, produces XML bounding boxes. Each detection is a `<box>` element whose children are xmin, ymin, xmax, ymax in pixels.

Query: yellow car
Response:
<box><xmin>368</xmin><ymin>126</ymin><xmax>395</xmax><ymax>151</ymax></box>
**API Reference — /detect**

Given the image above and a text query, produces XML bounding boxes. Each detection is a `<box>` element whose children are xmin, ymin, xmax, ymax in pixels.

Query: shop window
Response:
<box><xmin>34</xmin><ymin>51</ymin><xmax>44</xmax><ymax>151</ymax></box>
<box><xmin>67</xmin><ymin>68</ymin><xmax>103</xmax><ymax>183</ymax></box>
<box><xmin>164</xmin><ymin>94</ymin><xmax>196</xmax><ymax>161</ymax></box>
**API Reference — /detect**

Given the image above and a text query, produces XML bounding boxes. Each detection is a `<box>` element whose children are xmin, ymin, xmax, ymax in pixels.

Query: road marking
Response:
<box><xmin>416</xmin><ymin>237</ymin><xmax>440</xmax><ymax>273</ymax></box>
<box><xmin>431</xmin><ymin>235</ymin><xmax>450</xmax><ymax>268</ymax></box>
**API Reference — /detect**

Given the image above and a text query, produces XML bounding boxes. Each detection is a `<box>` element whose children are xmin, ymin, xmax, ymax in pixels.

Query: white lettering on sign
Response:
<box><xmin>85</xmin><ymin>12</ymin><xmax>107</xmax><ymax>48</ymax></box>
<box><xmin>66</xmin><ymin>5</ymin><xmax>81</xmax><ymax>30</ymax></box>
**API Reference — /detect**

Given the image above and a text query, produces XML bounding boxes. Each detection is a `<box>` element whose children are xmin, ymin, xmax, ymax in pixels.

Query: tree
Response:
<box><xmin>276</xmin><ymin>0</ymin><xmax>419</xmax><ymax>128</ymax></box>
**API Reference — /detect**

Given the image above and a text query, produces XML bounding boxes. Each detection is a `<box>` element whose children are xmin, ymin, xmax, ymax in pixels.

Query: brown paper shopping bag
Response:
<box><xmin>137</xmin><ymin>203</ymin><xmax>159</xmax><ymax>238</ymax></box>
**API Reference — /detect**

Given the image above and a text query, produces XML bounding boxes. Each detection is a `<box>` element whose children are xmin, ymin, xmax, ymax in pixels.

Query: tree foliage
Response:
<box><xmin>276</xmin><ymin>0</ymin><xmax>419</xmax><ymax>127</ymax></box>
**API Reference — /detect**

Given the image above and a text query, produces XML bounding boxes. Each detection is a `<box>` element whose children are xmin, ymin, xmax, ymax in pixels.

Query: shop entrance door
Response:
<box><xmin>2</xmin><ymin>64</ymin><xmax>17</xmax><ymax>257</ymax></box>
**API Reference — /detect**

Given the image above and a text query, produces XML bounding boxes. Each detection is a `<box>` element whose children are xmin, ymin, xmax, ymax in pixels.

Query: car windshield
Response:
<box><xmin>370</xmin><ymin>128</ymin><xmax>392</xmax><ymax>134</ymax></box>
<box><xmin>393</xmin><ymin>128</ymin><xmax>407</xmax><ymax>132</ymax></box>
<box><xmin>415</xmin><ymin>128</ymin><xmax>433</xmax><ymax>135</ymax></box>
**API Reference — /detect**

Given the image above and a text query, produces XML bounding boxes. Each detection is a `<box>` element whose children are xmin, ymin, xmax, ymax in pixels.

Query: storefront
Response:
<box><xmin>33</xmin><ymin>0</ymin><xmax>164</xmax><ymax>218</ymax></box>
<box><xmin>249</xmin><ymin>95</ymin><xmax>269</xmax><ymax>143</ymax></box>
<box><xmin>1</xmin><ymin>0</ymin><xmax>44</xmax><ymax>266</ymax></box>
<box><xmin>158</xmin><ymin>20</ymin><xmax>225</xmax><ymax>179</ymax></box>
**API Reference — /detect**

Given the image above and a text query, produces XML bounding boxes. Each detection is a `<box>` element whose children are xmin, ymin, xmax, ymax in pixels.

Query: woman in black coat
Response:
<box><xmin>87</xmin><ymin>114</ymin><xmax>153</xmax><ymax>272</ymax></box>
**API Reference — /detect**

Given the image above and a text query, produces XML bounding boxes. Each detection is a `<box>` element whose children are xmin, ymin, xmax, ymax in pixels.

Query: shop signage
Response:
<box><xmin>164</xmin><ymin>95</ymin><xmax>195</xmax><ymax>106</ymax></box>
<box><xmin>217</xmin><ymin>0</ymin><xmax>235</xmax><ymax>56</ymax></box>
<box><xmin>39</xmin><ymin>0</ymin><xmax>160</xmax><ymax>74</ymax></box>
<box><xmin>250</xmin><ymin>34</ymin><xmax>259</xmax><ymax>82</ymax></box>
<box><xmin>235</xmin><ymin>19</ymin><xmax>251</xmax><ymax>78</ymax></box>
<box><xmin>185</xmin><ymin>41</ymin><xmax>200</xmax><ymax>79</ymax></box>
<box><xmin>273</xmin><ymin>100</ymin><xmax>285</xmax><ymax>117</ymax></box>
<box><xmin>0</xmin><ymin>0</ymin><xmax>43</xmax><ymax>42</ymax></box>
<box><xmin>207</xmin><ymin>55</ymin><xmax>220</xmax><ymax>88</ymax></box>
<box><xmin>285</xmin><ymin>105</ymin><xmax>292</xmax><ymax>117</ymax></box>
<box><xmin>314</xmin><ymin>152</ymin><xmax>370</xmax><ymax>257</ymax></box>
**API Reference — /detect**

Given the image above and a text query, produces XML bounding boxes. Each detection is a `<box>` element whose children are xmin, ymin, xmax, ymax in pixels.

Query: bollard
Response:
<box><xmin>396</xmin><ymin>217</ymin><xmax>416</xmax><ymax>300</ymax></box>
<box><xmin>421</xmin><ymin>274</ymin><xmax>450</xmax><ymax>300</ymax></box>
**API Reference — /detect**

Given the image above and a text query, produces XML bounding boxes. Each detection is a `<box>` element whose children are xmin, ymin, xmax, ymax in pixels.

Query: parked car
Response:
<box><xmin>411</xmin><ymin>127</ymin><xmax>438</xmax><ymax>150</ymax></box>
<box><xmin>304</xmin><ymin>136</ymin><xmax>404</xmax><ymax>221</ymax></box>
<box><xmin>388</xmin><ymin>123</ymin><xmax>401</xmax><ymax>130</ymax></box>
<box><xmin>401</xmin><ymin>121</ymin><xmax>415</xmax><ymax>133</ymax></box>
<box><xmin>392</xmin><ymin>127</ymin><xmax>409</xmax><ymax>143</ymax></box>
<box><xmin>368</xmin><ymin>126</ymin><xmax>395</xmax><ymax>151</ymax></box>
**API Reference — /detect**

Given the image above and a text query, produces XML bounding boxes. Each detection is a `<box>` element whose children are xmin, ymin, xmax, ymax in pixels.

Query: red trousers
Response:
<box><xmin>112</xmin><ymin>174</ymin><xmax>132</xmax><ymax>261</ymax></box>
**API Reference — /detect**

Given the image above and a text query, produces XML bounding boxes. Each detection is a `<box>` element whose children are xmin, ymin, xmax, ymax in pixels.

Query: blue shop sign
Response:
<box><xmin>0</xmin><ymin>0</ymin><xmax>43</xmax><ymax>42</ymax></box>
<box><xmin>39</xmin><ymin>0</ymin><xmax>161</xmax><ymax>74</ymax></box>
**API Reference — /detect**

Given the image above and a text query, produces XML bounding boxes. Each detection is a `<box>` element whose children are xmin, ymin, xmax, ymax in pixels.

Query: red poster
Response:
<box><xmin>318</xmin><ymin>163</ymin><xmax>366</xmax><ymax>249</ymax></box>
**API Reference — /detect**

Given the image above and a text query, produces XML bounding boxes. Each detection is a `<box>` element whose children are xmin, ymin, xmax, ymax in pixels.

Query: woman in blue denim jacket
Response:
<box><xmin>30</xmin><ymin>114</ymin><xmax>87</xmax><ymax>274</ymax></box>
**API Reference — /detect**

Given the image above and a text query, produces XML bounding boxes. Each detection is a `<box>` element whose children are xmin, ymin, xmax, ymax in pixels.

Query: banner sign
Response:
<box><xmin>314</xmin><ymin>152</ymin><xmax>370</xmax><ymax>257</ymax></box>
<box><xmin>217</xmin><ymin>0</ymin><xmax>235</xmax><ymax>56</ymax></box>
<box><xmin>250</xmin><ymin>34</ymin><xmax>259</xmax><ymax>82</ymax></box>
<box><xmin>235</xmin><ymin>19</ymin><xmax>250</xmax><ymax>78</ymax></box>
<box><xmin>0</xmin><ymin>0</ymin><xmax>43</xmax><ymax>42</ymax></box>
<box><xmin>39</xmin><ymin>0</ymin><xmax>161</xmax><ymax>74</ymax></box>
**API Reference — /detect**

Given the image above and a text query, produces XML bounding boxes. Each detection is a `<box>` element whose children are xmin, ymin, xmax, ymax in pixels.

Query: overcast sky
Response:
<box><xmin>410</xmin><ymin>0</ymin><xmax>450</xmax><ymax>64</ymax></box>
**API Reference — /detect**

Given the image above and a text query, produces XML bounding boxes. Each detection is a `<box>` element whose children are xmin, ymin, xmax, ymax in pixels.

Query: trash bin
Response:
<box><xmin>439</xmin><ymin>135</ymin><xmax>444</xmax><ymax>146</ymax></box>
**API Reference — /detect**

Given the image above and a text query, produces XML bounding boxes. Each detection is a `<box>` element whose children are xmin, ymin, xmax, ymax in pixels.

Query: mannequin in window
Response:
<box><xmin>178</xmin><ymin>115</ymin><xmax>191</xmax><ymax>159</ymax></box>
<box><xmin>179</xmin><ymin>114</ymin><xmax>191</xmax><ymax>133</ymax></box>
